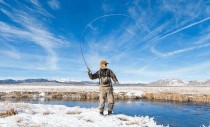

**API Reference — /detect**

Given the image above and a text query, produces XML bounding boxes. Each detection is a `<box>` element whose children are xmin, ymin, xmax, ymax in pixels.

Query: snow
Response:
<box><xmin>0</xmin><ymin>102</ymin><xmax>165</xmax><ymax>127</ymax></box>
<box><xmin>148</xmin><ymin>79</ymin><xmax>187</xmax><ymax>87</ymax></box>
<box><xmin>39</xmin><ymin>92</ymin><xmax>45</xmax><ymax>97</ymax></box>
<box><xmin>0</xmin><ymin>85</ymin><xmax>210</xmax><ymax>95</ymax></box>
<box><xmin>114</xmin><ymin>90</ymin><xmax>144</xmax><ymax>97</ymax></box>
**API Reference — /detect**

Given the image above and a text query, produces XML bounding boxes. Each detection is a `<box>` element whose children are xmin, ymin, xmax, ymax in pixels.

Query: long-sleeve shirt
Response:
<box><xmin>88</xmin><ymin>68</ymin><xmax>118</xmax><ymax>86</ymax></box>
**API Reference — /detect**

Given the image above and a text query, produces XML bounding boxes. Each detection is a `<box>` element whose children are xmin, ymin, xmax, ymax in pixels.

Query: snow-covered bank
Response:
<box><xmin>0</xmin><ymin>102</ymin><xmax>165</xmax><ymax>127</ymax></box>
<box><xmin>0</xmin><ymin>85</ymin><xmax>210</xmax><ymax>95</ymax></box>
<box><xmin>0</xmin><ymin>85</ymin><xmax>210</xmax><ymax>103</ymax></box>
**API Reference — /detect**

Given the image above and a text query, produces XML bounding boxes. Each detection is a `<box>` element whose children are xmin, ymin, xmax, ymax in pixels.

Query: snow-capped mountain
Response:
<box><xmin>0</xmin><ymin>79</ymin><xmax>145</xmax><ymax>86</ymax></box>
<box><xmin>187</xmin><ymin>81</ymin><xmax>203</xmax><ymax>86</ymax></box>
<box><xmin>187</xmin><ymin>79</ymin><xmax>210</xmax><ymax>86</ymax></box>
<box><xmin>147</xmin><ymin>79</ymin><xmax>187</xmax><ymax>86</ymax></box>
<box><xmin>203</xmin><ymin>79</ymin><xmax>210</xmax><ymax>86</ymax></box>
<box><xmin>147</xmin><ymin>79</ymin><xmax>210</xmax><ymax>87</ymax></box>
<box><xmin>0</xmin><ymin>79</ymin><xmax>97</xmax><ymax>85</ymax></box>
<box><xmin>0</xmin><ymin>78</ymin><xmax>210</xmax><ymax>87</ymax></box>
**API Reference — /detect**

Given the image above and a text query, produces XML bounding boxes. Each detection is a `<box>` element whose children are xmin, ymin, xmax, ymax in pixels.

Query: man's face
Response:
<box><xmin>100</xmin><ymin>64</ymin><xmax>107</xmax><ymax>69</ymax></box>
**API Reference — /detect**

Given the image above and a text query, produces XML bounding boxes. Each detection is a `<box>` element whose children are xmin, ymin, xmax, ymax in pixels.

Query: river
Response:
<box><xmin>18</xmin><ymin>99</ymin><xmax>210</xmax><ymax>127</ymax></box>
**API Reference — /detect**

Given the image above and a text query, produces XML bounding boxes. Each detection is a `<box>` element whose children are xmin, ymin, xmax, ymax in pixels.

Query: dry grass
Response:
<box><xmin>84</xmin><ymin>119</ymin><xmax>93</xmax><ymax>122</ymax></box>
<box><xmin>43</xmin><ymin>111</ymin><xmax>51</xmax><ymax>115</ymax></box>
<box><xmin>126</xmin><ymin>122</ymin><xmax>139</xmax><ymax>125</ymax></box>
<box><xmin>142</xmin><ymin>92</ymin><xmax>210</xmax><ymax>103</ymax></box>
<box><xmin>118</xmin><ymin>117</ymin><xmax>129</xmax><ymax>121</ymax></box>
<box><xmin>66</xmin><ymin>111</ymin><xmax>82</xmax><ymax>115</ymax></box>
<box><xmin>1</xmin><ymin>85</ymin><xmax>210</xmax><ymax>103</ymax></box>
<box><xmin>0</xmin><ymin>108</ymin><xmax>17</xmax><ymax>118</ymax></box>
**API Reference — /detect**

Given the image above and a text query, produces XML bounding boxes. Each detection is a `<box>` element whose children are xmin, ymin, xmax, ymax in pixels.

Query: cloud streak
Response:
<box><xmin>121</xmin><ymin>60</ymin><xmax>210</xmax><ymax>82</ymax></box>
<box><xmin>155</xmin><ymin>17</ymin><xmax>210</xmax><ymax>42</ymax></box>
<box><xmin>0</xmin><ymin>1</ymin><xmax>70</xmax><ymax>70</ymax></box>
<box><xmin>48</xmin><ymin>0</ymin><xmax>60</xmax><ymax>10</ymax></box>
<box><xmin>151</xmin><ymin>43</ymin><xmax>210</xmax><ymax>58</ymax></box>
<box><xmin>1</xmin><ymin>0</ymin><xmax>210</xmax><ymax>82</ymax></box>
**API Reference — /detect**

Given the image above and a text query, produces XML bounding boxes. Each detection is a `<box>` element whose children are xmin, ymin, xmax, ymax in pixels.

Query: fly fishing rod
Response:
<box><xmin>80</xmin><ymin>14</ymin><xmax>130</xmax><ymax>70</ymax></box>
<box><xmin>80</xmin><ymin>37</ymin><xmax>89</xmax><ymax>70</ymax></box>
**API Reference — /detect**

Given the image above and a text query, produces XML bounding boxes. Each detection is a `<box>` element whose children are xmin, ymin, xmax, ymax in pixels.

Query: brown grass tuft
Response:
<box><xmin>0</xmin><ymin>108</ymin><xmax>17</xmax><ymax>118</ymax></box>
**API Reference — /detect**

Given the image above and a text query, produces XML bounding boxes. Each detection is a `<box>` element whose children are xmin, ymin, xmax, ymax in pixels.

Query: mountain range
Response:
<box><xmin>0</xmin><ymin>79</ymin><xmax>209</xmax><ymax>86</ymax></box>
<box><xmin>147</xmin><ymin>79</ymin><xmax>210</xmax><ymax>87</ymax></box>
<box><xmin>0</xmin><ymin>79</ymin><xmax>144</xmax><ymax>86</ymax></box>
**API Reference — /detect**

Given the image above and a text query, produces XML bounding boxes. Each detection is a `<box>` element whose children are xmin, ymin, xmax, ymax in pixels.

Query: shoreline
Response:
<box><xmin>0</xmin><ymin>102</ymin><xmax>164</xmax><ymax>127</ymax></box>
<box><xmin>0</xmin><ymin>85</ymin><xmax>210</xmax><ymax>104</ymax></box>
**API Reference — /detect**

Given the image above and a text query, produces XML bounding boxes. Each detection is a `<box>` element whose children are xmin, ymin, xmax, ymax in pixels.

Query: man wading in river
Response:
<box><xmin>88</xmin><ymin>60</ymin><xmax>119</xmax><ymax>115</ymax></box>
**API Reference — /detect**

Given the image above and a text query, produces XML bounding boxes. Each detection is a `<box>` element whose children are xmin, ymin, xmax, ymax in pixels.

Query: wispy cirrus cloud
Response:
<box><xmin>149</xmin><ymin>17</ymin><xmax>210</xmax><ymax>46</ymax></box>
<box><xmin>0</xmin><ymin>0</ymin><xmax>70</xmax><ymax>70</ymax></box>
<box><xmin>83</xmin><ymin>0</ymin><xmax>210</xmax><ymax>82</ymax></box>
<box><xmin>150</xmin><ymin>33</ymin><xmax>210</xmax><ymax>58</ymax></box>
<box><xmin>0</xmin><ymin>0</ymin><xmax>210</xmax><ymax>81</ymax></box>
<box><xmin>151</xmin><ymin>43</ymin><xmax>210</xmax><ymax>58</ymax></box>
<box><xmin>48</xmin><ymin>0</ymin><xmax>60</xmax><ymax>10</ymax></box>
<box><xmin>0</xmin><ymin>45</ymin><xmax>21</xmax><ymax>59</ymax></box>
<box><xmin>120</xmin><ymin>60</ymin><xmax>210</xmax><ymax>82</ymax></box>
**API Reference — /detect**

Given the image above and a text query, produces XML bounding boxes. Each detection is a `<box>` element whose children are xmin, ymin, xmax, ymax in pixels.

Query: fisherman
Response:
<box><xmin>88</xmin><ymin>60</ymin><xmax>119</xmax><ymax>115</ymax></box>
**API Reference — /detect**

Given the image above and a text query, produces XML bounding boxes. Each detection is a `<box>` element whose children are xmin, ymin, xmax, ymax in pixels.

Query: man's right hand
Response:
<box><xmin>87</xmin><ymin>67</ymin><xmax>91</xmax><ymax>73</ymax></box>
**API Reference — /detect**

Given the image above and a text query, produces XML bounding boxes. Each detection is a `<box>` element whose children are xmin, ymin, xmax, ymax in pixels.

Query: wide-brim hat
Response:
<box><xmin>100</xmin><ymin>60</ymin><xmax>109</xmax><ymax>65</ymax></box>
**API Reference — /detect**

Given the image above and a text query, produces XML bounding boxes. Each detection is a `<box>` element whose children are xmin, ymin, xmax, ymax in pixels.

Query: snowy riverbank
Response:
<box><xmin>0</xmin><ymin>102</ymin><xmax>165</xmax><ymax>127</ymax></box>
<box><xmin>0</xmin><ymin>85</ymin><xmax>210</xmax><ymax>94</ymax></box>
<box><xmin>0</xmin><ymin>85</ymin><xmax>210</xmax><ymax>103</ymax></box>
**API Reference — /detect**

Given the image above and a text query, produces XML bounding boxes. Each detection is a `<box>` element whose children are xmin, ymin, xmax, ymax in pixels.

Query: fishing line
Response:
<box><xmin>80</xmin><ymin>14</ymin><xmax>130</xmax><ymax>69</ymax></box>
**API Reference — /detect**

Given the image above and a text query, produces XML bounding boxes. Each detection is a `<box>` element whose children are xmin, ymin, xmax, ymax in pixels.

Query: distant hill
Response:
<box><xmin>146</xmin><ymin>79</ymin><xmax>210</xmax><ymax>87</ymax></box>
<box><xmin>0</xmin><ymin>79</ymin><xmax>97</xmax><ymax>85</ymax></box>
<box><xmin>147</xmin><ymin>79</ymin><xmax>186</xmax><ymax>87</ymax></box>
<box><xmin>0</xmin><ymin>78</ymin><xmax>209</xmax><ymax>86</ymax></box>
<box><xmin>0</xmin><ymin>79</ymin><xmax>145</xmax><ymax>86</ymax></box>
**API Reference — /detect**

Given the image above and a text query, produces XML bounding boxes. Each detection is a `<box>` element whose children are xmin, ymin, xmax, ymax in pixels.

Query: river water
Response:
<box><xmin>26</xmin><ymin>99</ymin><xmax>210</xmax><ymax>127</ymax></box>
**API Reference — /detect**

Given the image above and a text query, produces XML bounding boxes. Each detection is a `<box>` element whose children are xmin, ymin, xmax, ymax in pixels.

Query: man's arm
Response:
<box><xmin>109</xmin><ymin>70</ymin><xmax>119</xmax><ymax>84</ymax></box>
<box><xmin>88</xmin><ymin>70</ymin><xmax>99</xmax><ymax>80</ymax></box>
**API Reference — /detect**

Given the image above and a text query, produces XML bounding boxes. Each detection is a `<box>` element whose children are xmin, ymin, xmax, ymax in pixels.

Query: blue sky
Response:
<box><xmin>0</xmin><ymin>0</ymin><xmax>210</xmax><ymax>82</ymax></box>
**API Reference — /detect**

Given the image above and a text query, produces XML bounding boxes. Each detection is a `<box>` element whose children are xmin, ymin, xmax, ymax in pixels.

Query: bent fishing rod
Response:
<box><xmin>79</xmin><ymin>14</ymin><xmax>130</xmax><ymax>71</ymax></box>
<box><xmin>79</xmin><ymin>37</ymin><xmax>90</xmax><ymax>70</ymax></box>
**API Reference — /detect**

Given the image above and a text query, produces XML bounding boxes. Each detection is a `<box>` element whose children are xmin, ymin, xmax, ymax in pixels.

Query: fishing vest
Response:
<box><xmin>98</xmin><ymin>69</ymin><xmax>112</xmax><ymax>87</ymax></box>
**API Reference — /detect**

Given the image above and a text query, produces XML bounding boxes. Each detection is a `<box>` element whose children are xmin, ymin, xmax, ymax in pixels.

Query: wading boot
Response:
<box><xmin>100</xmin><ymin>111</ymin><xmax>103</xmax><ymax>115</ymax></box>
<box><xmin>108</xmin><ymin>111</ymin><xmax>112</xmax><ymax>115</ymax></box>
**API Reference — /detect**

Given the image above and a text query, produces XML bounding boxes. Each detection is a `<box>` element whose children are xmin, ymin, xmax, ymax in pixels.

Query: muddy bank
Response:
<box><xmin>0</xmin><ymin>91</ymin><xmax>210</xmax><ymax>104</ymax></box>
